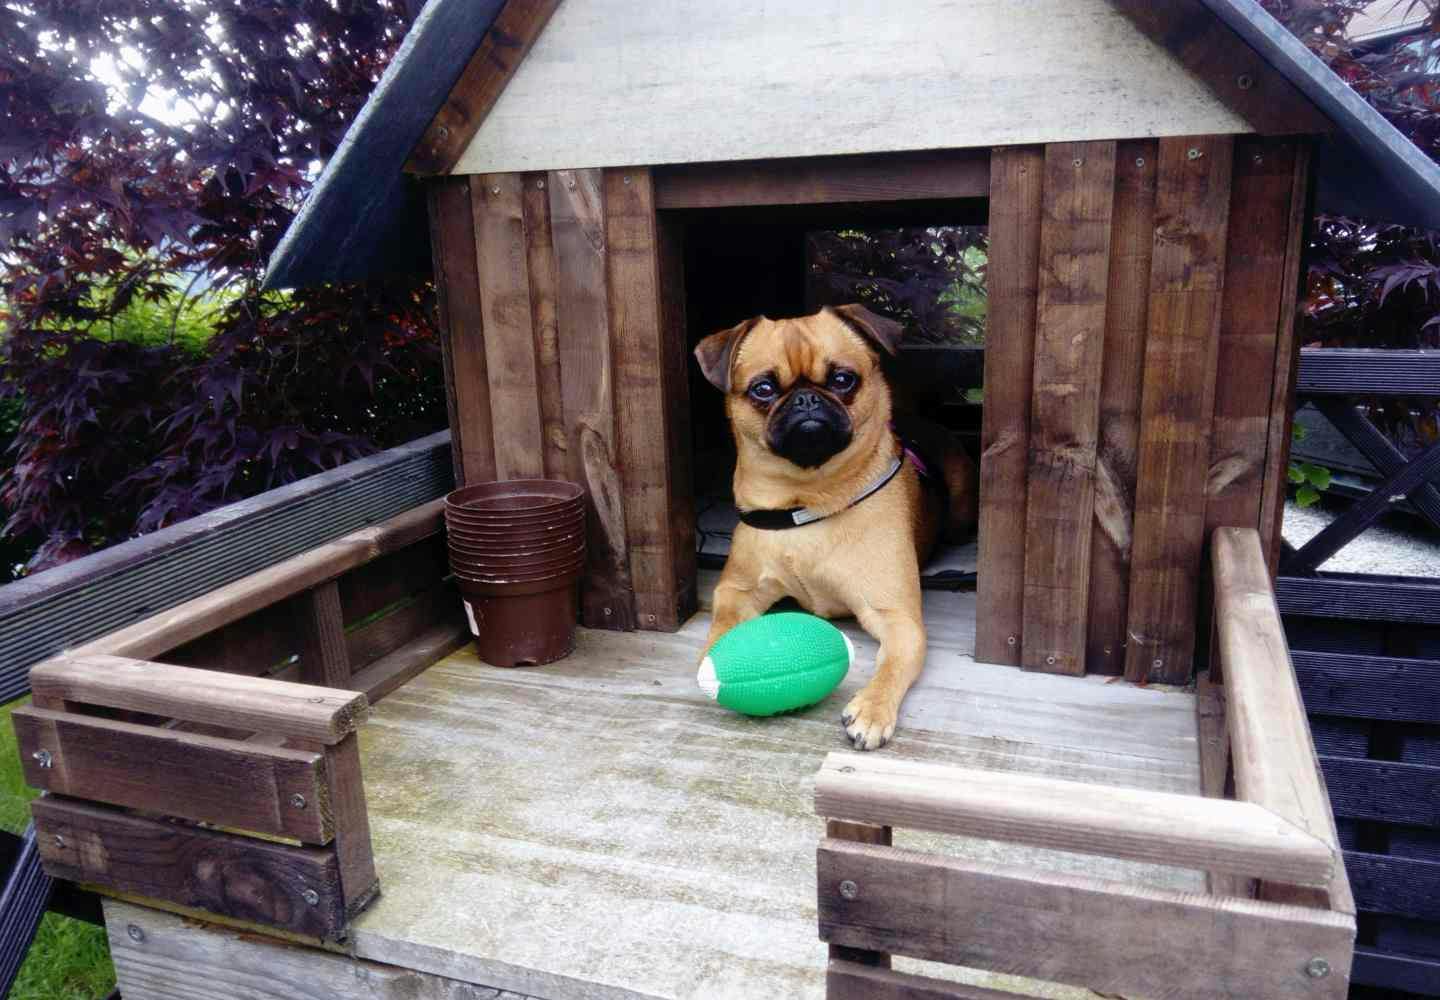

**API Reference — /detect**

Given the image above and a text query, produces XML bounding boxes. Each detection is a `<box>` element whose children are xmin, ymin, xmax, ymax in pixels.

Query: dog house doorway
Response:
<box><xmin>660</xmin><ymin>190</ymin><xmax>990</xmax><ymax>588</ymax></box>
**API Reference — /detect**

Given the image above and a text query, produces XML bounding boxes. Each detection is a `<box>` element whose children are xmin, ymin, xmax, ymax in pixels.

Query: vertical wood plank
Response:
<box><xmin>294</xmin><ymin>580</ymin><xmax>350</xmax><ymax>688</ymax></box>
<box><xmin>605</xmin><ymin>169</ymin><xmax>690</xmax><ymax>631</ymax></box>
<box><xmin>425</xmin><ymin>179</ymin><xmax>495</xmax><ymax>485</ymax></box>
<box><xmin>1086</xmin><ymin>139</ymin><xmax>1156</xmax><ymax>675</ymax></box>
<box><xmin>522</xmin><ymin>172</ymin><xmax>569</xmax><ymax>480</ymax></box>
<box><xmin>975</xmin><ymin>146</ymin><xmax>1044</xmax><ymax>666</ymax></box>
<box><xmin>658</xmin><ymin>214</ymin><xmax>699</xmax><ymax>626</ymax></box>
<box><xmin>1021</xmin><ymin>140</ymin><xmax>1116</xmax><ymax>675</ymax></box>
<box><xmin>826</xmin><ymin>819</ymin><xmax>892</xmax><ymax>969</ymax></box>
<box><xmin>1125</xmin><ymin>135</ymin><xmax>1235</xmax><ymax>684</ymax></box>
<box><xmin>550</xmin><ymin>169</ymin><xmax>636</xmax><ymax>631</ymax></box>
<box><xmin>471</xmin><ymin>173</ymin><xmax>545</xmax><ymax>480</ymax></box>
<box><xmin>320</xmin><ymin>734</ymin><xmax>379</xmax><ymax>917</ymax></box>
<box><xmin>1206</xmin><ymin>138</ymin><xmax>1300</xmax><ymax>535</ymax></box>
<box><xmin>1259</xmin><ymin>141</ymin><xmax>1313</xmax><ymax>574</ymax></box>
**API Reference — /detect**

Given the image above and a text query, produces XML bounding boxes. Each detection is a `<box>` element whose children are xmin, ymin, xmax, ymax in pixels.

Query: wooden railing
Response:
<box><xmin>813</xmin><ymin>527</ymin><xmax>1355</xmax><ymax>1000</ymax></box>
<box><xmin>14</xmin><ymin>499</ymin><xmax>464</xmax><ymax>941</ymax></box>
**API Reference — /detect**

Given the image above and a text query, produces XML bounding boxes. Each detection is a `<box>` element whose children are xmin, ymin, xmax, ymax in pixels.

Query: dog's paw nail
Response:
<box><xmin>840</xmin><ymin>712</ymin><xmax>854</xmax><ymax>726</ymax></box>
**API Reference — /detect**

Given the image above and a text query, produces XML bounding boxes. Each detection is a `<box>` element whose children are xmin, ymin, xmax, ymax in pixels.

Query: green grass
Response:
<box><xmin>0</xmin><ymin>700</ymin><xmax>117</xmax><ymax>1000</ymax></box>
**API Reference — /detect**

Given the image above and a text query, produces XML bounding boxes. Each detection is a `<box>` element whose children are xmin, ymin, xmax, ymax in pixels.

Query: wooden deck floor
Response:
<box><xmin>349</xmin><ymin>576</ymin><xmax>1202</xmax><ymax>999</ymax></box>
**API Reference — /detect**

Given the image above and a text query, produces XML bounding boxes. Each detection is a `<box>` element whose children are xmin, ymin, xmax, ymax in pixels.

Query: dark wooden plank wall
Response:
<box><xmin>430</xmin><ymin>167</ymin><xmax>697</xmax><ymax>632</ymax></box>
<box><xmin>976</xmin><ymin>135</ymin><xmax>1308</xmax><ymax>678</ymax></box>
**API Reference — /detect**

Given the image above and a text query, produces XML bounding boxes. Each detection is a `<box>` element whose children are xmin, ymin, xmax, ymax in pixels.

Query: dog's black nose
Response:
<box><xmin>791</xmin><ymin>389</ymin><xmax>822</xmax><ymax>411</ymax></box>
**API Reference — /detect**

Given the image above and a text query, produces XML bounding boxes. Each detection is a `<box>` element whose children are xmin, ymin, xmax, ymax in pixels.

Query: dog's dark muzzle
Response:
<box><xmin>767</xmin><ymin>388</ymin><xmax>852</xmax><ymax>469</ymax></box>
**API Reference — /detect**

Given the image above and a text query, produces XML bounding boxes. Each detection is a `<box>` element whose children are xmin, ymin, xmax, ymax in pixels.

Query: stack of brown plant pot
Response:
<box><xmin>445</xmin><ymin>480</ymin><xmax>586</xmax><ymax>667</ymax></box>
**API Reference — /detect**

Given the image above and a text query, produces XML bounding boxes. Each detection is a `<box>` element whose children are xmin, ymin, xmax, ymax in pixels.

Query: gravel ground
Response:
<box><xmin>1283</xmin><ymin>500</ymin><xmax>1440</xmax><ymax>577</ymax></box>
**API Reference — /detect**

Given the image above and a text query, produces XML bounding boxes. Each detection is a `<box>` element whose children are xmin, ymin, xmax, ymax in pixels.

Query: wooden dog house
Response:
<box><xmin>19</xmin><ymin>1</ymin><xmax>1440</xmax><ymax>997</ymax></box>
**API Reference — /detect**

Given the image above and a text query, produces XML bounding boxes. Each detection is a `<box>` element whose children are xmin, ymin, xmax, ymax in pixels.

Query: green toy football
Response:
<box><xmin>697</xmin><ymin>612</ymin><xmax>854</xmax><ymax>717</ymax></box>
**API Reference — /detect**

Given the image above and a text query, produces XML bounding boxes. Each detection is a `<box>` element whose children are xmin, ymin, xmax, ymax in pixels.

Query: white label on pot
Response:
<box><xmin>463</xmin><ymin>599</ymin><xmax>480</xmax><ymax>636</ymax></box>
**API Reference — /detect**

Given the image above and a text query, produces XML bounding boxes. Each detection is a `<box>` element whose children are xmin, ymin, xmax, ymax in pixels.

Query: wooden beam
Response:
<box><xmin>105</xmin><ymin>899</ymin><xmax>523</xmax><ymax>1000</ymax></box>
<box><xmin>521</xmin><ymin>170</ymin><xmax>569</xmax><ymax>480</ymax></box>
<box><xmin>1196</xmin><ymin>672</ymin><xmax>1256</xmax><ymax>898</ymax></box>
<box><xmin>13</xmin><ymin>708</ymin><xmax>330</xmax><ymax>843</ymax></box>
<box><xmin>1021</xmin><ymin>140</ymin><xmax>1116</xmax><ymax>675</ymax></box>
<box><xmin>814</xmin><ymin>752</ymin><xmax>1333</xmax><ymax>887</ymax></box>
<box><xmin>405</xmin><ymin>0</ymin><xmax>563</xmax><ymax>175</ymax></box>
<box><xmin>31</xmin><ymin>655</ymin><xmax>368</xmax><ymax>746</ymax></box>
<box><xmin>1125</xmin><ymin>135</ymin><xmax>1234</xmax><ymax>684</ymax></box>
<box><xmin>827</xmin><ymin>819</ymin><xmax>893</xmax><ymax>970</ymax></box>
<box><xmin>1292</xmin><ymin>649</ymin><xmax>1440</xmax><ymax>726</ymax></box>
<box><xmin>1086</xmin><ymin>138</ymin><xmax>1156</xmax><ymax>675</ymax></box>
<box><xmin>1110</xmin><ymin>0</ymin><xmax>1331</xmax><ymax>136</ymax></box>
<box><xmin>1212</xmin><ymin>526</ymin><xmax>1355</xmax><ymax>914</ymax></box>
<box><xmin>818</xmin><ymin>839</ymin><xmax>1354</xmax><ymax>1000</ymax></box>
<box><xmin>34</xmin><ymin>797</ymin><xmax>349</xmax><ymax>940</ymax></box>
<box><xmin>295</xmin><ymin>580</ymin><xmax>351</xmax><ymax>688</ymax></box>
<box><xmin>606</xmin><ymin>168</ymin><xmax>688</xmax><ymax>631</ymax></box>
<box><xmin>549</xmin><ymin>167</ymin><xmax>636</xmax><ymax>630</ymax></box>
<box><xmin>657</xmin><ymin>213</ymin><xmax>699</xmax><ymax>626</ymax></box>
<box><xmin>348</xmin><ymin>622</ymin><xmax>469</xmax><ymax>705</ymax></box>
<box><xmin>974</xmin><ymin>146</ymin><xmax>1044</xmax><ymax>667</ymax></box>
<box><xmin>321</xmin><ymin>734</ymin><xmax>378</xmax><ymax>920</ymax></box>
<box><xmin>70</xmin><ymin>501</ymin><xmax>444</xmax><ymax>662</ymax></box>
<box><xmin>471</xmin><ymin>173</ymin><xmax>546</xmax><ymax>479</ymax></box>
<box><xmin>427</xmin><ymin>180</ymin><xmax>496</xmax><ymax>486</ymax></box>
<box><xmin>652</xmin><ymin>150</ymin><xmax>990</xmax><ymax>209</ymax></box>
<box><xmin>827</xmin><ymin>960</ymin><xmax>1025</xmax><ymax>1000</ymax></box>
<box><xmin>344</xmin><ymin>585</ymin><xmax>455</xmax><ymax>670</ymax></box>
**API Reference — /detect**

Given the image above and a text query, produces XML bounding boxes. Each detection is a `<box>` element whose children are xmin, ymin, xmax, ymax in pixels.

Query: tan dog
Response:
<box><xmin>694</xmin><ymin>305</ymin><xmax>976</xmax><ymax>749</ymax></box>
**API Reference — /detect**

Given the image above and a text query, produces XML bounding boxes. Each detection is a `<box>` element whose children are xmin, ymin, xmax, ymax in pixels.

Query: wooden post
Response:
<box><xmin>1124</xmin><ymin>135</ymin><xmax>1234</xmax><ymax>684</ymax></box>
<box><xmin>295</xmin><ymin>580</ymin><xmax>350</xmax><ymax>688</ymax></box>
<box><xmin>1021</xmin><ymin>140</ymin><xmax>1116</xmax><ymax>675</ymax></box>
<box><xmin>521</xmin><ymin>170</ymin><xmax>569</xmax><ymax>480</ymax></box>
<box><xmin>826</xmin><ymin>819</ymin><xmax>892</xmax><ymax>970</ymax></box>
<box><xmin>974</xmin><ymin>146</ymin><xmax>1043</xmax><ymax>666</ymax></box>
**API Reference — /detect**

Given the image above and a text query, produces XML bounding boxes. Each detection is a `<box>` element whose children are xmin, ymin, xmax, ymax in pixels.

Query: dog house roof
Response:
<box><xmin>264</xmin><ymin>0</ymin><xmax>1440</xmax><ymax>290</ymax></box>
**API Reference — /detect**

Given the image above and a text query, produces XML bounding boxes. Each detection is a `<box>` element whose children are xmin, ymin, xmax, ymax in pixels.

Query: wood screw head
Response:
<box><xmin>536</xmin><ymin>179</ymin><xmax>545</xmax><ymax>189</ymax></box>
<box><xmin>622</xmin><ymin>175</ymin><xmax>631</xmax><ymax>184</ymax></box>
<box><xmin>1007</xmin><ymin>635</ymin><xmax>1017</xmax><ymax>646</ymax></box>
<box><xmin>31</xmin><ymin>749</ymin><xmax>52</xmax><ymax>769</ymax></box>
<box><xmin>491</xmin><ymin>185</ymin><xmax>500</xmax><ymax>195</ymax></box>
<box><xmin>1045</xmin><ymin>655</ymin><xmax>1057</xmax><ymax>666</ymax></box>
<box><xmin>436</xmin><ymin>126</ymin><xmax>450</xmax><ymax>140</ymax></box>
<box><xmin>839</xmin><ymin>880</ymin><xmax>859</xmax><ymax>900</ymax></box>
<box><xmin>1072</xmin><ymin>157</ymin><xmax>1083</xmax><ymax>167</ymax></box>
<box><xmin>839</xmin><ymin>765</ymin><xmax>855</xmax><ymax>773</ymax></box>
<box><xmin>302</xmin><ymin>889</ymin><xmax>320</xmax><ymax>906</ymax></box>
<box><xmin>1134</xmin><ymin>157</ymin><xmax>1145</xmax><ymax>168</ymax></box>
<box><xmin>127</xmin><ymin>924</ymin><xmax>145</xmax><ymax>943</ymax></box>
<box><xmin>53</xmin><ymin>834</ymin><xmax>65</xmax><ymax>849</ymax></box>
<box><xmin>1305</xmin><ymin>958</ymin><xmax>1330</xmax><ymax>979</ymax></box>
<box><xmin>567</xmin><ymin>177</ymin><xmax>576</xmax><ymax>188</ymax></box>
<box><xmin>290</xmin><ymin>793</ymin><xmax>307</xmax><ymax>809</ymax></box>
<box><xmin>1188</xmin><ymin>147</ymin><xmax>1204</xmax><ymax>160</ymax></box>
<box><xmin>603</xmin><ymin>607</ymin><xmax>613</xmax><ymax>616</ymax></box>
<box><xmin>1237</xmin><ymin>73</ymin><xmax>1254</xmax><ymax>90</ymax></box>
<box><xmin>309</xmin><ymin>696</ymin><xmax>326</xmax><ymax>704</ymax></box>
<box><xmin>1253</xmin><ymin>154</ymin><xmax>1264</xmax><ymax>165</ymax></box>
<box><xmin>1103</xmin><ymin>645</ymin><xmax>1113</xmax><ymax>655</ymax></box>
<box><xmin>1152</xmin><ymin>658</ymin><xmax>1164</xmax><ymax>670</ymax></box>
<box><xmin>647</xmin><ymin>614</ymin><xmax>656</xmax><ymax>624</ymax></box>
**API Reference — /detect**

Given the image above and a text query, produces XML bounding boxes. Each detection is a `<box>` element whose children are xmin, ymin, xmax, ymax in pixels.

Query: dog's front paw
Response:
<box><xmin>840</xmin><ymin>685</ymin><xmax>898</xmax><ymax>751</ymax></box>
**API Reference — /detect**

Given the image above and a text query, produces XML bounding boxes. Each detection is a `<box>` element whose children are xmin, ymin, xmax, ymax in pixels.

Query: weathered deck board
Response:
<box><xmin>348</xmin><ymin>577</ymin><xmax>1201</xmax><ymax>1000</ymax></box>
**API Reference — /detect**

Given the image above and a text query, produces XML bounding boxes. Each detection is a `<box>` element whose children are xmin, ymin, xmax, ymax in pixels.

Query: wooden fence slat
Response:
<box><xmin>321</xmin><ymin>734</ymin><xmax>378</xmax><ymax>918</ymax></box>
<box><xmin>814</xmin><ymin>751</ymin><xmax>1333</xmax><ymax>886</ymax></box>
<box><xmin>1124</xmin><ymin>135</ymin><xmax>1234</xmax><ymax>684</ymax></box>
<box><xmin>522</xmin><ymin>171</ymin><xmax>569</xmax><ymax>480</ymax></box>
<box><xmin>1320</xmin><ymin>757</ymin><xmax>1440</xmax><ymax>828</ymax></box>
<box><xmin>32</xmin><ymin>654</ymin><xmax>367</xmax><ymax>745</ymax></box>
<box><xmin>33</xmin><ymin>796</ymin><xmax>348</xmax><ymax>940</ymax></box>
<box><xmin>1021</xmin><ymin>140</ymin><xmax>1116</xmax><ymax>675</ymax></box>
<box><xmin>817</xmin><ymin>839</ymin><xmax>1354</xmax><ymax>1000</ymax></box>
<box><xmin>1213</xmin><ymin>527</ymin><xmax>1354</xmax><ymax>914</ymax></box>
<box><xmin>1315</xmin><ymin>398</ymin><xmax>1440</xmax><ymax>535</ymax></box>
<box><xmin>1206</xmin><ymin>137</ymin><xmax>1300</xmax><ymax>536</ymax></box>
<box><xmin>975</xmin><ymin>146</ymin><xmax>1044</xmax><ymax>666</ymax></box>
<box><xmin>827</xmin><ymin>960</ymin><xmax>1023</xmax><ymax>1000</ymax></box>
<box><xmin>606</xmin><ymin>168</ymin><xmax>684</xmax><ymax>631</ymax></box>
<box><xmin>14</xmin><ymin>707</ymin><xmax>330</xmax><ymax>843</ymax></box>
<box><xmin>549</xmin><ymin>168</ymin><xmax>636</xmax><ymax>630</ymax></box>
<box><xmin>295</xmin><ymin>580</ymin><xmax>350</xmax><ymax>688</ymax></box>
<box><xmin>471</xmin><ymin>173</ymin><xmax>545</xmax><ymax>480</ymax></box>
<box><xmin>827</xmin><ymin>819</ymin><xmax>893</xmax><ymax>970</ymax></box>
<box><xmin>1292</xmin><ymin>649</ymin><xmax>1440</xmax><ymax>725</ymax></box>
<box><xmin>1257</xmin><ymin>142</ymin><xmax>1312</xmax><ymax>571</ymax></box>
<box><xmin>1346</xmin><ymin>851</ymin><xmax>1440</xmax><ymax>922</ymax></box>
<box><xmin>426</xmin><ymin>180</ymin><xmax>495</xmax><ymax>485</ymax></box>
<box><xmin>657</xmin><ymin>214</ymin><xmax>699</xmax><ymax>626</ymax></box>
<box><xmin>1086</xmin><ymin>138</ymin><xmax>1155</xmax><ymax>674</ymax></box>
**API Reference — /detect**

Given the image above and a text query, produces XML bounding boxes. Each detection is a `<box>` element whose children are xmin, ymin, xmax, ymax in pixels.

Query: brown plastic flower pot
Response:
<box><xmin>451</xmin><ymin>558</ymin><xmax>587</xmax><ymax>587</ymax></box>
<box><xmin>449</xmin><ymin>547</ymin><xmax>586</xmax><ymax>576</ymax></box>
<box><xmin>447</xmin><ymin>535</ymin><xmax>585</xmax><ymax>561</ymax></box>
<box><xmin>445</xmin><ymin>522</ymin><xmax>585</xmax><ymax>546</ymax></box>
<box><xmin>444</xmin><ymin>508</ymin><xmax>585</xmax><ymax>532</ymax></box>
<box><xmin>447</xmin><ymin>480</ymin><xmax>584</xmax><ymax>513</ymax></box>
<box><xmin>456</xmin><ymin>572</ymin><xmax>580</xmax><ymax>668</ymax></box>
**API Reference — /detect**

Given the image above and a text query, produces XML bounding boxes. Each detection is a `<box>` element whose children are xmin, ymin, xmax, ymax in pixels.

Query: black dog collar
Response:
<box><xmin>737</xmin><ymin>455</ymin><xmax>904</xmax><ymax>530</ymax></box>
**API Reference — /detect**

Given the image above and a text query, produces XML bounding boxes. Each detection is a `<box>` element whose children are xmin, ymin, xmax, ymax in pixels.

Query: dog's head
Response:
<box><xmin>694</xmin><ymin>305</ymin><xmax>903</xmax><ymax>471</ymax></box>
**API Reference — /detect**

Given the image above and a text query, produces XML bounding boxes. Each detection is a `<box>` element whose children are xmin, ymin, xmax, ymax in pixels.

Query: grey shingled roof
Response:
<box><xmin>264</xmin><ymin>0</ymin><xmax>1440</xmax><ymax>289</ymax></box>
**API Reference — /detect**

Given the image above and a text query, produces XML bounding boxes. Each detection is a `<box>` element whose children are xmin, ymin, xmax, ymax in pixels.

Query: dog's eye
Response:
<box><xmin>748</xmin><ymin>379</ymin><xmax>778</xmax><ymax>402</ymax></box>
<box><xmin>828</xmin><ymin>370</ymin><xmax>858</xmax><ymax>393</ymax></box>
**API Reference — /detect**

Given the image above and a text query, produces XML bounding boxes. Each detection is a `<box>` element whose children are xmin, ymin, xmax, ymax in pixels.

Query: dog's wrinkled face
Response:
<box><xmin>695</xmin><ymin>305</ymin><xmax>903</xmax><ymax>472</ymax></box>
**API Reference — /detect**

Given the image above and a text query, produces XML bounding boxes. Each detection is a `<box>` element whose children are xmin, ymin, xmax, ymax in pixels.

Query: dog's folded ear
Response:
<box><xmin>828</xmin><ymin>304</ymin><xmax>904</xmax><ymax>357</ymax></box>
<box><xmin>694</xmin><ymin>317</ymin><xmax>761</xmax><ymax>392</ymax></box>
